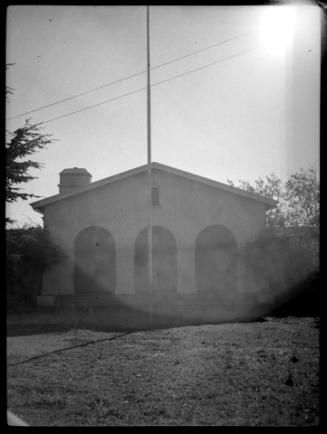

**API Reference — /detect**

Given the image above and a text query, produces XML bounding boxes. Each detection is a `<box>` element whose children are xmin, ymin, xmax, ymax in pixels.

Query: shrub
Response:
<box><xmin>239</xmin><ymin>227</ymin><xmax>309</xmax><ymax>307</ymax></box>
<box><xmin>6</xmin><ymin>225</ymin><xmax>65</xmax><ymax>310</ymax></box>
<box><xmin>270</xmin><ymin>270</ymin><xmax>320</xmax><ymax>317</ymax></box>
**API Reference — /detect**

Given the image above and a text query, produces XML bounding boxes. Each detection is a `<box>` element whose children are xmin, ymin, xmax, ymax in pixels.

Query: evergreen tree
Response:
<box><xmin>6</xmin><ymin>121</ymin><xmax>53</xmax><ymax>206</ymax></box>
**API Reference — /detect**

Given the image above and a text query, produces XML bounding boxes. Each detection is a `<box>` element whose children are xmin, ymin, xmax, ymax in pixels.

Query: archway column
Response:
<box><xmin>116</xmin><ymin>242</ymin><xmax>135</xmax><ymax>294</ymax></box>
<box><xmin>134</xmin><ymin>226</ymin><xmax>178</xmax><ymax>294</ymax></box>
<box><xmin>177</xmin><ymin>243</ymin><xmax>196</xmax><ymax>294</ymax></box>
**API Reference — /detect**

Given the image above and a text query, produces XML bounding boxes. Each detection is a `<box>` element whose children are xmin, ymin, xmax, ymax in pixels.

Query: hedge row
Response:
<box><xmin>6</xmin><ymin>225</ymin><xmax>65</xmax><ymax>310</ymax></box>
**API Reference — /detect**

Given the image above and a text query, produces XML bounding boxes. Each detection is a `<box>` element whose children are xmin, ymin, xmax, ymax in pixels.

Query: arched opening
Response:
<box><xmin>195</xmin><ymin>225</ymin><xmax>237</xmax><ymax>293</ymax></box>
<box><xmin>134</xmin><ymin>226</ymin><xmax>177</xmax><ymax>293</ymax></box>
<box><xmin>74</xmin><ymin>226</ymin><xmax>116</xmax><ymax>293</ymax></box>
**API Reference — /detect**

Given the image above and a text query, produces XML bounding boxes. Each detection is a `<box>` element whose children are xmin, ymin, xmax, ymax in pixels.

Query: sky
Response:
<box><xmin>6</xmin><ymin>3</ymin><xmax>321</xmax><ymax>227</ymax></box>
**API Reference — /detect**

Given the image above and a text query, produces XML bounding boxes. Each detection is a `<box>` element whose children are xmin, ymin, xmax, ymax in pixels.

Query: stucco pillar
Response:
<box><xmin>177</xmin><ymin>244</ymin><xmax>196</xmax><ymax>294</ymax></box>
<box><xmin>115</xmin><ymin>243</ymin><xmax>135</xmax><ymax>294</ymax></box>
<box><xmin>236</xmin><ymin>258</ymin><xmax>249</xmax><ymax>295</ymax></box>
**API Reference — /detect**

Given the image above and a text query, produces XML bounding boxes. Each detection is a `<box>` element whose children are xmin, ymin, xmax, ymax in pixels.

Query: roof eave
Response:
<box><xmin>151</xmin><ymin>163</ymin><xmax>278</xmax><ymax>208</ymax></box>
<box><xmin>30</xmin><ymin>162</ymin><xmax>278</xmax><ymax>211</ymax></box>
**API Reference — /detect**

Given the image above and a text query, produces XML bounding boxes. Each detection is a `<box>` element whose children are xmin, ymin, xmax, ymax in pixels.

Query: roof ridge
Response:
<box><xmin>31</xmin><ymin>162</ymin><xmax>277</xmax><ymax>211</ymax></box>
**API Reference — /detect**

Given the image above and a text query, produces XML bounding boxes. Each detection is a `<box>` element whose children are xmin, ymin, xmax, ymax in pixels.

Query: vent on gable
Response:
<box><xmin>151</xmin><ymin>186</ymin><xmax>160</xmax><ymax>206</ymax></box>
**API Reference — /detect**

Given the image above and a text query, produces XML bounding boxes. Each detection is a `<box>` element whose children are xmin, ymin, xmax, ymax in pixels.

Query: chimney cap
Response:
<box><xmin>59</xmin><ymin>167</ymin><xmax>92</xmax><ymax>177</ymax></box>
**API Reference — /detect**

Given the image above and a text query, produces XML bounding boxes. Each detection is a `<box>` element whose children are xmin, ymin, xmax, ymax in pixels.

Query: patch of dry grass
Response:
<box><xmin>7</xmin><ymin>317</ymin><xmax>319</xmax><ymax>426</ymax></box>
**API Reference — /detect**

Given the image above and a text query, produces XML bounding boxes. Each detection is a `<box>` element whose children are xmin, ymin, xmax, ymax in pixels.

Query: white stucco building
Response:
<box><xmin>31</xmin><ymin>162</ymin><xmax>276</xmax><ymax>324</ymax></box>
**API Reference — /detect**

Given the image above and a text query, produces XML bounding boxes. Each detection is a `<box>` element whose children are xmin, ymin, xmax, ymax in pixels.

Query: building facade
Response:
<box><xmin>31</xmin><ymin>163</ymin><xmax>277</xmax><ymax>323</ymax></box>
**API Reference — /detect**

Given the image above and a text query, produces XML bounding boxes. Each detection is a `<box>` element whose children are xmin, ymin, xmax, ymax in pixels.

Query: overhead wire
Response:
<box><xmin>26</xmin><ymin>44</ymin><xmax>262</xmax><ymax>129</ymax></box>
<box><xmin>151</xmin><ymin>45</ymin><xmax>261</xmax><ymax>90</ymax></box>
<box><xmin>7</xmin><ymin>32</ymin><xmax>251</xmax><ymax>121</ymax></box>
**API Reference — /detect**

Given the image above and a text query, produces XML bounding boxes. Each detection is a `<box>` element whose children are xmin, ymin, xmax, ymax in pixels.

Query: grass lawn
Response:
<box><xmin>7</xmin><ymin>317</ymin><xmax>319</xmax><ymax>426</ymax></box>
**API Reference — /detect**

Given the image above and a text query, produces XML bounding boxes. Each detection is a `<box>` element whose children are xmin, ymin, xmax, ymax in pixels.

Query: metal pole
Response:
<box><xmin>146</xmin><ymin>5</ymin><xmax>153</xmax><ymax>326</ymax></box>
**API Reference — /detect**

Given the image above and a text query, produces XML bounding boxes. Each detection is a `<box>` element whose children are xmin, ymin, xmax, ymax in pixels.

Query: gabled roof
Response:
<box><xmin>31</xmin><ymin>162</ymin><xmax>277</xmax><ymax>212</ymax></box>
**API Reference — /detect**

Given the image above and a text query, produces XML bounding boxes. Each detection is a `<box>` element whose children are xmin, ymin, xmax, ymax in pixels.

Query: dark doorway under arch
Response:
<box><xmin>195</xmin><ymin>225</ymin><xmax>237</xmax><ymax>293</ymax></box>
<box><xmin>74</xmin><ymin>226</ymin><xmax>116</xmax><ymax>293</ymax></box>
<box><xmin>134</xmin><ymin>226</ymin><xmax>177</xmax><ymax>293</ymax></box>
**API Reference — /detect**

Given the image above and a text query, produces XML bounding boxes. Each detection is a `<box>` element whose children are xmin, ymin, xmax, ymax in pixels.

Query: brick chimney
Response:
<box><xmin>58</xmin><ymin>167</ymin><xmax>92</xmax><ymax>194</ymax></box>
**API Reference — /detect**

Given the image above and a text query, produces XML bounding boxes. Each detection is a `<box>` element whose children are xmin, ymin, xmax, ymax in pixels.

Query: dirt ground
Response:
<box><xmin>7</xmin><ymin>317</ymin><xmax>319</xmax><ymax>426</ymax></box>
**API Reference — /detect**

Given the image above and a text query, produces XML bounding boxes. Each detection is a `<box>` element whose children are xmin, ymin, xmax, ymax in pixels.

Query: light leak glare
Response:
<box><xmin>259</xmin><ymin>6</ymin><xmax>296</xmax><ymax>56</ymax></box>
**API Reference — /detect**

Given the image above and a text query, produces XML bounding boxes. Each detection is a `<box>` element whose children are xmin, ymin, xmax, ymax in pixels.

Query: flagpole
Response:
<box><xmin>146</xmin><ymin>5</ymin><xmax>153</xmax><ymax>326</ymax></box>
